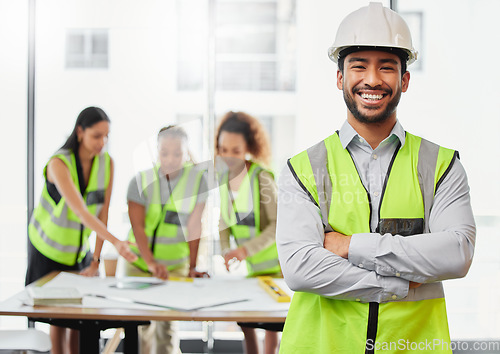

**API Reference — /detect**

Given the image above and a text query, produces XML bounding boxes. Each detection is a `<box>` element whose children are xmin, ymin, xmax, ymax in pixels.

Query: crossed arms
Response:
<box><xmin>276</xmin><ymin>159</ymin><xmax>475</xmax><ymax>303</ymax></box>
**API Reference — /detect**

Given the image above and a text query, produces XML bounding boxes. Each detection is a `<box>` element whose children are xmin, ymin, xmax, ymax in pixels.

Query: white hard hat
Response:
<box><xmin>328</xmin><ymin>2</ymin><xmax>417</xmax><ymax>65</ymax></box>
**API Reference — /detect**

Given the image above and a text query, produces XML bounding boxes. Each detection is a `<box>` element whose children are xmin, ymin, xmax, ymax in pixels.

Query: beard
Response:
<box><xmin>343</xmin><ymin>85</ymin><xmax>402</xmax><ymax>124</ymax></box>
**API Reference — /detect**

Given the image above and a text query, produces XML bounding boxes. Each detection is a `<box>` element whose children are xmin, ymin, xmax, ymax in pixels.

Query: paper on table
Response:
<box><xmin>197</xmin><ymin>278</ymin><xmax>292</xmax><ymax>312</ymax></box>
<box><xmin>42</xmin><ymin>272</ymin><xmax>252</xmax><ymax>311</ymax></box>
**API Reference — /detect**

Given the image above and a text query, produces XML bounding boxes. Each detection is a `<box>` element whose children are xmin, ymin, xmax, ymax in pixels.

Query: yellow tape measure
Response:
<box><xmin>168</xmin><ymin>276</ymin><xmax>194</xmax><ymax>282</ymax></box>
<box><xmin>257</xmin><ymin>276</ymin><xmax>291</xmax><ymax>302</ymax></box>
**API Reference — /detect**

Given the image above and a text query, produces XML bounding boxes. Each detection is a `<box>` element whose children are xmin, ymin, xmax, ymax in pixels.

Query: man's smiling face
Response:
<box><xmin>337</xmin><ymin>50</ymin><xmax>410</xmax><ymax>124</ymax></box>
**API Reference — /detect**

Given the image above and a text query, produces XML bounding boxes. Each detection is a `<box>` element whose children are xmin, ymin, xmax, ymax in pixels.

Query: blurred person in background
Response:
<box><xmin>26</xmin><ymin>106</ymin><xmax>137</xmax><ymax>354</ymax></box>
<box><xmin>216</xmin><ymin>111</ymin><xmax>282</xmax><ymax>354</ymax></box>
<box><xmin>123</xmin><ymin>125</ymin><xmax>208</xmax><ymax>354</ymax></box>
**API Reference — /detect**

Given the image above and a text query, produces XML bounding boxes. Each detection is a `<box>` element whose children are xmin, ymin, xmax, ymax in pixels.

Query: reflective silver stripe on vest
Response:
<box><xmin>182</xmin><ymin>166</ymin><xmax>202</xmax><ymax>211</ymax></box>
<box><xmin>31</xmin><ymin>217</ymin><xmax>80</xmax><ymax>253</ymax></box>
<box><xmin>147</xmin><ymin>231</ymin><xmax>185</xmax><ymax>245</ymax></box>
<box><xmin>170</xmin><ymin>166</ymin><xmax>202</xmax><ymax>239</ymax></box>
<box><xmin>220</xmin><ymin>166</ymin><xmax>262</xmax><ymax>239</ymax></box>
<box><xmin>234</xmin><ymin>230</ymin><xmax>251</xmax><ymax>246</ymax></box>
<box><xmin>307</xmin><ymin>141</ymin><xmax>333</xmax><ymax>232</ymax></box>
<box><xmin>156</xmin><ymin>256</ymin><xmax>190</xmax><ymax>267</ymax></box>
<box><xmin>141</xmin><ymin>168</ymin><xmax>158</xmax><ymax>205</ymax></box>
<box><xmin>94</xmin><ymin>154</ymin><xmax>107</xmax><ymax>216</ymax></box>
<box><xmin>144</xmin><ymin>166</ymin><xmax>201</xmax><ymax>243</ymax></box>
<box><xmin>417</xmin><ymin>138</ymin><xmax>440</xmax><ymax>234</ymax></box>
<box><xmin>55</xmin><ymin>149</ymin><xmax>107</xmax><ymax>216</ymax></box>
<box><xmin>306</xmin><ymin>135</ymin><xmax>446</xmax><ymax>302</ymax></box>
<box><xmin>247</xmin><ymin>166</ymin><xmax>262</xmax><ymax>239</ymax></box>
<box><xmin>39</xmin><ymin>197</ymin><xmax>82</xmax><ymax>230</ymax></box>
<box><xmin>247</xmin><ymin>258</ymin><xmax>280</xmax><ymax>273</ymax></box>
<box><xmin>97</xmin><ymin>153</ymin><xmax>106</xmax><ymax>188</ymax></box>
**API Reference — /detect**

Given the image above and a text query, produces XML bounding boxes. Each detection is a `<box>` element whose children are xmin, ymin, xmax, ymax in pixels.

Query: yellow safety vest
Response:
<box><xmin>29</xmin><ymin>149</ymin><xmax>110</xmax><ymax>266</ymax></box>
<box><xmin>128</xmin><ymin>164</ymin><xmax>205</xmax><ymax>271</ymax></box>
<box><xmin>281</xmin><ymin>132</ymin><xmax>457</xmax><ymax>353</ymax></box>
<box><xmin>219</xmin><ymin>162</ymin><xmax>280</xmax><ymax>276</ymax></box>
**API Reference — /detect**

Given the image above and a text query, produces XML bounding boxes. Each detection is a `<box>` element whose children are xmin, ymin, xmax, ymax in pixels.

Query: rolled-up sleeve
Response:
<box><xmin>348</xmin><ymin>159</ymin><xmax>476</xmax><ymax>283</ymax></box>
<box><xmin>277</xmin><ymin>164</ymin><xmax>409</xmax><ymax>303</ymax></box>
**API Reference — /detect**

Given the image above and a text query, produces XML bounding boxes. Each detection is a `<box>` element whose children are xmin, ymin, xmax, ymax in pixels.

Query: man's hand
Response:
<box><xmin>324</xmin><ymin>231</ymin><xmax>352</xmax><ymax>259</ymax></box>
<box><xmin>147</xmin><ymin>262</ymin><xmax>169</xmax><ymax>280</ymax></box>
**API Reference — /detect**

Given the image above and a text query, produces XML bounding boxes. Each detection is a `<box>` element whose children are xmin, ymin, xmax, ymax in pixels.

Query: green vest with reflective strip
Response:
<box><xmin>28</xmin><ymin>149</ymin><xmax>110</xmax><ymax>266</ymax></box>
<box><xmin>280</xmin><ymin>132</ymin><xmax>457</xmax><ymax>354</ymax></box>
<box><xmin>128</xmin><ymin>164</ymin><xmax>205</xmax><ymax>272</ymax></box>
<box><xmin>219</xmin><ymin>163</ymin><xmax>280</xmax><ymax>277</ymax></box>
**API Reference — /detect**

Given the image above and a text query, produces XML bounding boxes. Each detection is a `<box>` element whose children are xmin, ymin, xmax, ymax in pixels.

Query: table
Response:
<box><xmin>0</xmin><ymin>272</ymin><xmax>289</xmax><ymax>354</ymax></box>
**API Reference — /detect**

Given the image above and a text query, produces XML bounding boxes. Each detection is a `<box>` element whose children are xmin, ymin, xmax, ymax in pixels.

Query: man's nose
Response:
<box><xmin>364</xmin><ymin>67</ymin><xmax>383</xmax><ymax>87</ymax></box>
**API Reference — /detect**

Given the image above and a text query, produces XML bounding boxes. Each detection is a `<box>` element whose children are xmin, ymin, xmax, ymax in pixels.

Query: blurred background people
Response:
<box><xmin>25</xmin><ymin>106</ymin><xmax>137</xmax><ymax>354</ymax></box>
<box><xmin>216</xmin><ymin>111</ymin><xmax>282</xmax><ymax>354</ymax></box>
<box><xmin>123</xmin><ymin>125</ymin><xmax>208</xmax><ymax>354</ymax></box>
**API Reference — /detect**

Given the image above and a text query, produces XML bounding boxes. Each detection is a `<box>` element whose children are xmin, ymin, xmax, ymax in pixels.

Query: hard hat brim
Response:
<box><xmin>329</xmin><ymin>45</ymin><xmax>417</xmax><ymax>65</ymax></box>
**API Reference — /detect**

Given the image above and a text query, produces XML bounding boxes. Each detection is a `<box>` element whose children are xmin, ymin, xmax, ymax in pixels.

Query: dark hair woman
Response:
<box><xmin>26</xmin><ymin>106</ymin><xmax>137</xmax><ymax>354</ymax></box>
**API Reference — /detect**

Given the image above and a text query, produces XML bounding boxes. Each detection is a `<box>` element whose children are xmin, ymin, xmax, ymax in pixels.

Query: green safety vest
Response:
<box><xmin>29</xmin><ymin>149</ymin><xmax>110</xmax><ymax>266</ymax></box>
<box><xmin>280</xmin><ymin>132</ymin><xmax>457</xmax><ymax>354</ymax></box>
<box><xmin>128</xmin><ymin>164</ymin><xmax>205</xmax><ymax>272</ymax></box>
<box><xmin>219</xmin><ymin>162</ymin><xmax>281</xmax><ymax>277</ymax></box>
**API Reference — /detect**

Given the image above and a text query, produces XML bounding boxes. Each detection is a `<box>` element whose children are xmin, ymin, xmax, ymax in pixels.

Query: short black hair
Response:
<box><xmin>337</xmin><ymin>46</ymin><xmax>408</xmax><ymax>77</ymax></box>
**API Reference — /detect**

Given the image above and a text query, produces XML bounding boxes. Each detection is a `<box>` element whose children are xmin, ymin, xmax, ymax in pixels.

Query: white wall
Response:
<box><xmin>0</xmin><ymin>0</ymin><xmax>29</xmax><ymax>328</ymax></box>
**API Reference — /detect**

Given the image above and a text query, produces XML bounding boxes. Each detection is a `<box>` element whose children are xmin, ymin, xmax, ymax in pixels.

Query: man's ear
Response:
<box><xmin>336</xmin><ymin>70</ymin><xmax>343</xmax><ymax>90</ymax></box>
<box><xmin>402</xmin><ymin>71</ymin><xmax>410</xmax><ymax>93</ymax></box>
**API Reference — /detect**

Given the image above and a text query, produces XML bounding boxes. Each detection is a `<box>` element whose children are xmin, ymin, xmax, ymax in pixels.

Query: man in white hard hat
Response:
<box><xmin>276</xmin><ymin>3</ymin><xmax>475</xmax><ymax>353</ymax></box>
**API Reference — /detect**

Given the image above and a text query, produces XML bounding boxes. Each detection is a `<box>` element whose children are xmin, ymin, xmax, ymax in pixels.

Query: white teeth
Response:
<box><xmin>361</xmin><ymin>93</ymin><xmax>383</xmax><ymax>100</ymax></box>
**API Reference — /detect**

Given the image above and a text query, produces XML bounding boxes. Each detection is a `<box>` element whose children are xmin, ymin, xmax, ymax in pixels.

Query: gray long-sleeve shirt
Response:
<box><xmin>276</xmin><ymin>120</ymin><xmax>476</xmax><ymax>303</ymax></box>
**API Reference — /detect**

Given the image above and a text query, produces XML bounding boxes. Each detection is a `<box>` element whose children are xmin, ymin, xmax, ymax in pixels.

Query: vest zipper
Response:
<box><xmin>347</xmin><ymin>147</ymin><xmax>389</xmax><ymax>352</ymax></box>
<box><xmin>364</xmin><ymin>139</ymin><xmax>401</xmax><ymax>351</ymax></box>
<box><xmin>365</xmin><ymin>302</ymin><xmax>380</xmax><ymax>354</ymax></box>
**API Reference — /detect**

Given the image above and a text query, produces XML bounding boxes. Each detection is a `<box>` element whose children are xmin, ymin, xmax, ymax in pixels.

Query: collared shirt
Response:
<box><xmin>276</xmin><ymin>120</ymin><xmax>476</xmax><ymax>303</ymax></box>
<box><xmin>339</xmin><ymin>120</ymin><xmax>407</xmax><ymax>232</ymax></box>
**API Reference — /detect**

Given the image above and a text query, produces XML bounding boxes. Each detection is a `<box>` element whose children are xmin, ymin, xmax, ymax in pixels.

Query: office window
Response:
<box><xmin>400</xmin><ymin>12</ymin><xmax>423</xmax><ymax>71</ymax></box>
<box><xmin>177</xmin><ymin>0</ymin><xmax>296</xmax><ymax>92</ymax></box>
<box><xmin>177</xmin><ymin>1</ymin><xmax>208</xmax><ymax>91</ymax></box>
<box><xmin>216</xmin><ymin>0</ymin><xmax>295</xmax><ymax>91</ymax></box>
<box><xmin>66</xmin><ymin>29</ymin><xmax>109</xmax><ymax>69</ymax></box>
